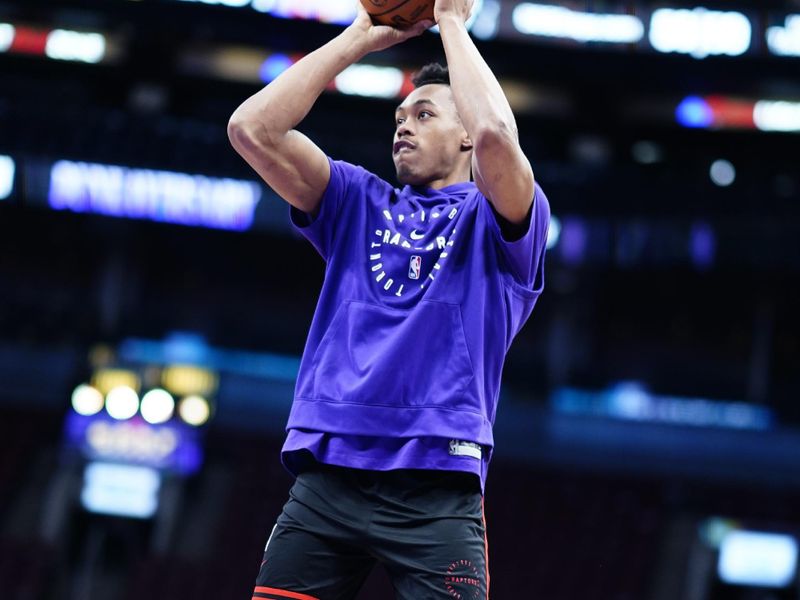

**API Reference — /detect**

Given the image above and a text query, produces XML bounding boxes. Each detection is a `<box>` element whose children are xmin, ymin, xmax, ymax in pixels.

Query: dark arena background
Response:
<box><xmin>1</xmin><ymin>0</ymin><xmax>800</xmax><ymax>598</ymax></box>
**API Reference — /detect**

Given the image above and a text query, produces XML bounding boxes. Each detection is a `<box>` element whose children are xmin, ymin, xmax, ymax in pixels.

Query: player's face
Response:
<box><xmin>392</xmin><ymin>84</ymin><xmax>470</xmax><ymax>186</ymax></box>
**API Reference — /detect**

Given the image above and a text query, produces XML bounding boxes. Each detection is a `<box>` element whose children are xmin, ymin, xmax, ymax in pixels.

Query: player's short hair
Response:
<box><xmin>412</xmin><ymin>63</ymin><xmax>450</xmax><ymax>88</ymax></box>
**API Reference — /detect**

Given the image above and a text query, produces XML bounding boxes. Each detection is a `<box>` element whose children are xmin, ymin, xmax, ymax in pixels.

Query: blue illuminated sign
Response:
<box><xmin>551</xmin><ymin>383</ymin><xmax>773</xmax><ymax>430</ymax></box>
<box><xmin>65</xmin><ymin>411</ymin><xmax>204</xmax><ymax>474</ymax></box>
<box><xmin>48</xmin><ymin>160</ymin><xmax>262</xmax><ymax>231</ymax></box>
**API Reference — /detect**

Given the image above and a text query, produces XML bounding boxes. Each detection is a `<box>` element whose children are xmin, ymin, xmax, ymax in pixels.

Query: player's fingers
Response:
<box><xmin>405</xmin><ymin>19</ymin><xmax>434</xmax><ymax>38</ymax></box>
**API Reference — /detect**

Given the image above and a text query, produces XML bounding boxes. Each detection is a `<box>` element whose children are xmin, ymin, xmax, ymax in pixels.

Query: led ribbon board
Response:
<box><xmin>677</xmin><ymin>96</ymin><xmax>800</xmax><ymax>132</ymax></box>
<box><xmin>48</xmin><ymin>160</ymin><xmax>262</xmax><ymax>231</ymax></box>
<box><xmin>0</xmin><ymin>22</ymin><xmax>106</xmax><ymax>62</ymax></box>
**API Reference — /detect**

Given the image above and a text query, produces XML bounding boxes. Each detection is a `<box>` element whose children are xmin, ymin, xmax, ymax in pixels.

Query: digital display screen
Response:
<box><xmin>65</xmin><ymin>411</ymin><xmax>204</xmax><ymax>475</ymax></box>
<box><xmin>718</xmin><ymin>530</ymin><xmax>798</xmax><ymax>588</ymax></box>
<box><xmin>81</xmin><ymin>461</ymin><xmax>161</xmax><ymax>519</ymax></box>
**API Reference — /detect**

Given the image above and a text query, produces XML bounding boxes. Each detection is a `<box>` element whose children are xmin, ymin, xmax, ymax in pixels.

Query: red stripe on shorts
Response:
<box><xmin>253</xmin><ymin>586</ymin><xmax>319</xmax><ymax>600</ymax></box>
<box><xmin>482</xmin><ymin>497</ymin><xmax>490</xmax><ymax>600</ymax></box>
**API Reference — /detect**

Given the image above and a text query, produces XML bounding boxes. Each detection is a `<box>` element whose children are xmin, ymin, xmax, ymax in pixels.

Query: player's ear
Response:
<box><xmin>460</xmin><ymin>135</ymin><xmax>473</xmax><ymax>152</ymax></box>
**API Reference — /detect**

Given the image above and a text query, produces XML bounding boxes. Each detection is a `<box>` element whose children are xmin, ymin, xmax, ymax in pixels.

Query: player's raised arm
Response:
<box><xmin>227</xmin><ymin>6</ymin><xmax>432</xmax><ymax>217</ymax></box>
<box><xmin>435</xmin><ymin>0</ymin><xmax>535</xmax><ymax>225</ymax></box>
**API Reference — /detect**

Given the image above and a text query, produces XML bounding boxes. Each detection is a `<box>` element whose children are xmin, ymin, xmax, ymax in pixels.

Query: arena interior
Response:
<box><xmin>1</xmin><ymin>0</ymin><xmax>799</xmax><ymax>598</ymax></box>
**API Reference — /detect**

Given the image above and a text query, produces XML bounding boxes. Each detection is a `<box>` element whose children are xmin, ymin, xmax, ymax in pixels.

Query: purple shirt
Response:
<box><xmin>282</xmin><ymin>158</ymin><xmax>549</xmax><ymax>491</ymax></box>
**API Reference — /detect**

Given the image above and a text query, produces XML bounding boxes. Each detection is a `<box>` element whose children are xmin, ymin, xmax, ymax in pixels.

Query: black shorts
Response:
<box><xmin>252</xmin><ymin>463</ymin><xmax>489</xmax><ymax>600</ymax></box>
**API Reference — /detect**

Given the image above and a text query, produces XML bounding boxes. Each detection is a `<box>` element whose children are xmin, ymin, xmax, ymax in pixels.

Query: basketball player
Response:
<box><xmin>228</xmin><ymin>0</ymin><xmax>549</xmax><ymax>598</ymax></box>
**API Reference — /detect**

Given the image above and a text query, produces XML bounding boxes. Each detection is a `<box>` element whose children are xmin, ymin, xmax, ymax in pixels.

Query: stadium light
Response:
<box><xmin>649</xmin><ymin>8</ymin><xmax>752</xmax><ymax>59</ymax></box>
<box><xmin>0</xmin><ymin>23</ymin><xmax>13</xmax><ymax>52</ymax></box>
<box><xmin>92</xmin><ymin>368</ymin><xmax>139</xmax><ymax>395</ymax></box>
<box><xmin>676</xmin><ymin>96</ymin><xmax>713</xmax><ymax>128</ymax></box>
<box><xmin>767</xmin><ymin>15</ymin><xmax>800</xmax><ymax>57</ymax></box>
<box><xmin>430</xmin><ymin>0</ymin><xmax>489</xmax><ymax>36</ymax></box>
<box><xmin>512</xmin><ymin>3</ymin><xmax>645</xmax><ymax>44</ymax></box>
<box><xmin>470</xmin><ymin>0</ymin><xmax>499</xmax><ymax>40</ymax></box>
<box><xmin>0</xmin><ymin>155</ymin><xmax>14</xmax><ymax>200</ymax></box>
<box><xmin>140</xmin><ymin>388</ymin><xmax>175</xmax><ymax>425</ymax></box>
<box><xmin>105</xmin><ymin>386</ymin><xmax>140</xmax><ymax>420</ymax></box>
<box><xmin>45</xmin><ymin>29</ymin><xmax>106</xmax><ymax>63</ymax></box>
<box><xmin>334</xmin><ymin>64</ymin><xmax>405</xmax><ymax>99</ymax></box>
<box><xmin>546</xmin><ymin>215</ymin><xmax>561</xmax><ymax>250</ymax></box>
<box><xmin>71</xmin><ymin>384</ymin><xmax>105</xmax><ymax>416</ymax></box>
<box><xmin>178</xmin><ymin>395</ymin><xmax>211</xmax><ymax>427</ymax></box>
<box><xmin>710</xmin><ymin>159</ymin><xmax>736</xmax><ymax>187</ymax></box>
<box><xmin>631</xmin><ymin>141</ymin><xmax>664</xmax><ymax>164</ymax></box>
<box><xmin>161</xmin><ymin>365</ymin><xmax>218</xmax><ymax>397</ymax></box>
<box><xmin>753</xmin><ymin>100</ymin><xmax>800</xmax><ymax>132</ymax></box>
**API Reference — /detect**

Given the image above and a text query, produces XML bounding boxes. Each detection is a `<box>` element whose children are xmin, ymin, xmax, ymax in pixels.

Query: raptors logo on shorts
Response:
<box><xmin>444</xmin><ymin>559</ymin><xmax>482</xmax><ymax>599</ymax></box>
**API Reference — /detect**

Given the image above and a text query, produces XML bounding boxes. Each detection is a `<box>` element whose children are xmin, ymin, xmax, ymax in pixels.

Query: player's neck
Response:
<box><xmin>426</xmin><ymin>168</ymin><xmax>471</xmax><ymax>190</ymax></box>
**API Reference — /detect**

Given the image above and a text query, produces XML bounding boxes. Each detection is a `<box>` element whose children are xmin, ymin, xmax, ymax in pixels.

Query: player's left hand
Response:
<box><xmin>350</xmin><ymin>3</ymin><xmax>433</xmax><ymax>53</ymax></box>
<box><xmin>433</xmin><ymin>0</ymin><xmax>474</xmax><ymax>24</ymax></box>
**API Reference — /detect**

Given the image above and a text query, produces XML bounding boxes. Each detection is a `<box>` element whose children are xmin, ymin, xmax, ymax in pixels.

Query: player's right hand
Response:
<box><xmin>433</xmin><ymin>0</ymin><xmax>474</xmax><ymax>24</ymax></box>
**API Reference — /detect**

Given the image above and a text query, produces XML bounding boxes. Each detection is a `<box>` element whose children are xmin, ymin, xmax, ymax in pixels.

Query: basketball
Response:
<box><xmin>360</xmin><ymin>0</ymin><xmax>435</xmax><ymax>28</ymax></box>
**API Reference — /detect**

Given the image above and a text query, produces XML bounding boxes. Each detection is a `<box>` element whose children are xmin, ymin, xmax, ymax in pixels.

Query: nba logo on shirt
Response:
<box><xmin>408</xmin><ymin>256</ymin><xmax>421</xmax><ymax>280</ymax></box>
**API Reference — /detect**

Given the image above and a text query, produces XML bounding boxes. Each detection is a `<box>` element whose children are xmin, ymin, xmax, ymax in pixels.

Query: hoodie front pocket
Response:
<box><xmin>310</xmin><ymin>300</ymin><xmax>475</xmax><ymax>409</ymax></box>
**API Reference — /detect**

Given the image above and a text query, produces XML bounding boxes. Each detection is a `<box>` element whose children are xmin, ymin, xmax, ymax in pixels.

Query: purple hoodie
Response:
<box><xmin>281</xmin><ymin>158</ymin><xmax>549</xmax><ymax>491</ymax></box>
